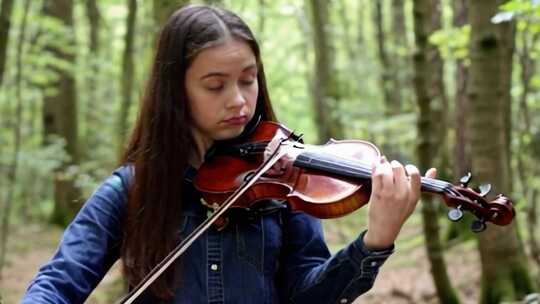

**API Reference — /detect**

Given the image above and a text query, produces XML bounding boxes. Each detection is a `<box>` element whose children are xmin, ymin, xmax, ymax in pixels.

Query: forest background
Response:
<box><xmin>0</xmin><ymin>0</ymin><xmax>539</xmax><ymax>303</ymax></box>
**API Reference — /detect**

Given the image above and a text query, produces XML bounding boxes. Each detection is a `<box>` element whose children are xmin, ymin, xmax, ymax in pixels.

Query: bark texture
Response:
<box><xmin>309</xmin><ymin>0</ymin><xmax>344</xmax><ymax>142</ymax></box>
<box><xmin>412</xmin><ymin>0</ymin><xmax>459</xmax><ymax>303</ymax></box>
<box><xmin>42</xmin><ymin>0</ymin><xmax>81</xmax><ymax>226</ymax></box>
<box><xmin>118</xmin><ymin>0</ymin><xmax>137</xmax><ymax>151</ymax></box>
<box><xmin>0</xmin><ymin>0</ymin><xmax>15</xmax><ymax>87</ymax></box>
<box><xmin>468</xmin><ymin>0</ymin><xmax>534</xmax><ymax>302</ymax></box>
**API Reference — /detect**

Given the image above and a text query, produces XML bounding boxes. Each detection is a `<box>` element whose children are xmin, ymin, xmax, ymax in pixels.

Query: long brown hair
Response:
<box><xmin>119</xmin><ymin>4</ymin><xmax>276</xmax><ymax>299</ymax></box>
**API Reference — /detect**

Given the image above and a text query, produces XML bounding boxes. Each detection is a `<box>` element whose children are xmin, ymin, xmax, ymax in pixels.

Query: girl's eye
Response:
<box><xmin>240</xmin><ymin>79</ymin><xmax>255</xmax><ymax>86</ymax></box>
<box><xmin>207</xmin><ymin>85</ymin><xmax>223</xmax><ymax>91</ymax></box>
<box><xmin>205</xmin><ymin>81</ymin><xmax>224</xmax><ymax>91</ymax></box>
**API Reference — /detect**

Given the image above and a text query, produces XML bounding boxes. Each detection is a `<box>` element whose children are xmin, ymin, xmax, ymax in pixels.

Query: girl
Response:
<box><xmin>22</xmin><ymin>4</ymin><xmax>436</xmax><ymax>304</ymax></box>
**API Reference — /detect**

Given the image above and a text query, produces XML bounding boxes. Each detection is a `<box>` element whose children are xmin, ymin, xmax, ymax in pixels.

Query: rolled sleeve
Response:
<box><xmin>278</xmin><ymin>210</ymin><xmax>394</xmax><ymax>304</ymax></box>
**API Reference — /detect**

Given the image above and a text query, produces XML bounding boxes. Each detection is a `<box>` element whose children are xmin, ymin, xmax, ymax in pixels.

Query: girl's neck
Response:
<box><xmin>189</xmin><ymin>129</ymin><xmax>213</xmax><ymax>169</ymax></box>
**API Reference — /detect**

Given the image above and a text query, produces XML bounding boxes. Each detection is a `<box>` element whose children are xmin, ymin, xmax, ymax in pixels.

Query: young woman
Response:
<box><xmin>22</xmin><ymin>4</ymin><xmax>436</xmax><ymax>304</ymax></box>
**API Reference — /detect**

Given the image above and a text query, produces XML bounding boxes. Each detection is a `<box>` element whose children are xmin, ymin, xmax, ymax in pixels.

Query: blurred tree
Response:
<box><xmin>453</xmin><ymin>0</ymin><xmax>470</xmax><ymax>181</ymax></box>
<box><xmin>118</xmin><ymin>0</ymin><xmax>137</xmax><ymax>153</ymax></box>
<box><xmin>257</xmin><ymin>0</ymin><xmax>265</xmax><ymax>36</ymax></box>
<box><xmin>428</xmin><ymin>1</ymin><xmax>451</xmax><ymax>183</ymax></box>
<box><xmin>153</xmin><ymin>0</ymin><xmax>189</xmax><ymax>26</ymax></box>
<box><xmin>468</xmin><ymin>0</ymin><xmax>534</xmax><ymax>302</ymax></box>
<box><xmin>42</xmin><ymin>0</ymin><xmax>81</xmax><ymax>226</ymax></box>
<box><xmin>500</xmin><ymin>5</ymin><xmax>516</xmax><ymax>184</ymax></box>
<box><xmin>0</xmin><ymin>0</ymin><xmax>30</xmax><ymax>279</ymax></box>
<box><xmin>308</xmin><ymin>0</ymin><xmax>344</xmax><ymax>142</ymax></box>
<box><xmin>335</xmin><ymin>0</ymin><xmax>362</xmax><ymax>98</ymax></box>
<box><xmin>82</xmin><ymin>0</ymin><xmax>102</xmax><ymax>161</ymax></box>
<box><xmin>412</xmin><ymin>0</ymin><xmax>459</xmax><ymax>303</ymax></box>
<box><xmin>391</xmin><ymin>0</ymin><xmax>406</xmax><ymax>48</ymax></box>
<box><xmin>391</xmin><ymin>0</ymin><xmax>411</xmax><ymax>111</ymax></box>
<box><xmin>373</xmin><ymin>0</ymin><xmax>402</xmax><ymax>115</ymax></box>
<box><xmin>0</xmin><ymin>0</ymin><xmax>14</xmax><ymax>87</ymax></box>
<box><xmin>373</xmin><ymin>0</ymin><xmax>413</xmax><ymax>160</ymax></box>
<box><xmin>445</xmin><ymin>0</ymin><xmax>474</xmax><ymax>244</ymax></box>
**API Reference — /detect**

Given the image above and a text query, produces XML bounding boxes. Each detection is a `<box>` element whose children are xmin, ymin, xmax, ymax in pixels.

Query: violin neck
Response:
<box><xmin>294</xmin><ymin>151</ymin><xmax>452</xmax><ymax>194</ymax></box>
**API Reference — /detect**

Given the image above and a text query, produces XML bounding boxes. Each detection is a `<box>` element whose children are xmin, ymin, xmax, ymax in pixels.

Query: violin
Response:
<box><xmin>195</xmin><ymin>121</ymin><xmax>514</xmax><ymax>230</ymax></box>
<box><xmin>117</xmin><ymin>120</ymin><xmax>514</xmax><ymax>304</ymax></box>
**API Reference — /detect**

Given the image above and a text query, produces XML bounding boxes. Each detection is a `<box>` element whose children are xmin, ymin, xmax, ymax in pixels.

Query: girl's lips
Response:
<box><xmin>223</xmin><ymin>115</ymin><xmax>248</xmax><ymax>125</ymax></box>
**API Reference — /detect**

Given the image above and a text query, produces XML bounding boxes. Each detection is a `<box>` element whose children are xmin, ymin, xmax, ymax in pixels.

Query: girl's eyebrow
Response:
<box><xmin>243</xmin><ymin>63</ymin><xmax>257</xmax><ymax>72</ymax></box>
<box><xmin>200</xmin><ymin>63</ymin><xmax>257</xmax><ymax>80</ymax></box>
<box><xmin>200</xmin><ymin>72</ymin><xmax>228</xmax><ymax>80</ymax></box>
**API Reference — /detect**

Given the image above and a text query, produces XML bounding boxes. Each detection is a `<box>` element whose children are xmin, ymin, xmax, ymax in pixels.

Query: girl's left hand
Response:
<box><xmin>364</xmin><ymin>156</ymin><xmax>437</xmax><ymax>250</ymax></box>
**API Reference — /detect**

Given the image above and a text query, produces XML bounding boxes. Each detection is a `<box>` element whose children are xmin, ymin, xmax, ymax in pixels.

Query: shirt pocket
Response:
<box><xmin>236</xmin><ymin>212</ymin><xmax>282</xmax><ymax>274</ymax></box>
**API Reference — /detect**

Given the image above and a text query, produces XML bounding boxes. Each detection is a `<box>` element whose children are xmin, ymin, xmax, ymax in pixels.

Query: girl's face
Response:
<box><xmin>185</xmin><ymin>39</ymin><xmax>259</xmax><ymax>146</ymax></box>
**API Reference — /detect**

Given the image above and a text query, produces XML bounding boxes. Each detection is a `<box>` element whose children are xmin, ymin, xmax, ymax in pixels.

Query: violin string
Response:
<box><xmin>251</xmin><ymin>141</ymin><xmax>453</xmax><ymax>192</ymax></box>
<box><xmin>296</xmin><ymin>151</ymin><xmax>452</xmax><ymax>192</ymax></box>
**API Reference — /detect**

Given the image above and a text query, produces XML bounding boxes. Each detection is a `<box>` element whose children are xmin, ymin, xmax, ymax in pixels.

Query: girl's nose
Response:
<box><xmin>226</xmin><ymin>85</ymin><xmax>246</xmax><ymax>109</ymax></box>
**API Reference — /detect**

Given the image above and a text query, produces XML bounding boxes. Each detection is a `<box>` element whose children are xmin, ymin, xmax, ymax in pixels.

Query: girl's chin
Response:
<box><xmin>213</xmin><ymin>126</ymin><xmax>246</xmax><ymax>141</ymax></box>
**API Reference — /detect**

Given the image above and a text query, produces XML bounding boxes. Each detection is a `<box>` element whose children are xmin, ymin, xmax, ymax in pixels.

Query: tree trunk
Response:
<box><xmin>42</xmin><ymin>0</ymin><xmax>81</xmax><ymax>226</ymax></box>
<box><xmin>373</xmin><ymin>0</ymin><xmax>401</xmax><ymax>116</ymax></box>
<box><xmin>0</xmin><ymin>0</ymin><xmax>15</xmax><ymax>87</ymax></box>
<box><xmin>118</xmin><ymin>0</ymin><xmax>137</xmax><ymax>153</ymax></box>
<box><xmin>373</xmin><ymin>0</ymin><xmax>405</xmax><ymax>160</ymax></box>
<box><xmin>446</xmin><ymin>0</ymin><xmax>473</xmax><ymax>242</ymax></box>
<box><xmin>527</xmin><ymin>188</ymin><xmax>540</xmax><ymax>288</ymax></box>
<box><xmin>0</xmin><ymin>0</ymin><xmax>30</xmax><ymax>279</ymax></box>
<box><xmin>391</xmin><ymin>0</ymin><xmax>406</xmax><ymax>45</ymax></box>
<box><xmin>468</xmin><ymin>0</ymin><xmax>534</xmax><ymax>302</ymax></box>
<box><xmin>429</xmin><ymin>1</ymin><xmax>450</xmax><ymax>181</ymax></box>
<box><xmin>82</xmin><ymin>0</ymin><xmax>101</xmax><ymax>162</ymax></box>
<box><xmin>356</xmin><ymin>0</ymin><xmax>365</xmax><ymax>48</ymax></box>
<box><xmin>153</xmin><ymin>0</ymin><xmax>189</xmax><ymax>27</ymax></box>
<box><xmin>337</xmin><ymin>0</ymin><xmax>361</xmax><ymax>97</ymax></box>
<box><xmin>499</xmin><ymin>9</ymin><xmax>515</xmax><ymax>189</ymax></box>
<box><xmin>309</xmin><ymin>0</ymin><xmax>344</xmax><ymax>142</ymax></box>
<box><xmin>453</xmin><ymin>0</ymin><xmax>470</xmax><ymax>179</ymax></box>
<box><xmin>258</xmin><ymin>0</ymin><xmax>265</xmax><ymax>37</ymax></box>
<box><xmin>391</xmin><ymin>0</ymin><xmax>410</xmax><ymax>111</ymax></box>
<box><xmin>412</xmin><ymin>0</ymin><xmax>459</xmax><ymax>303</ymax></box>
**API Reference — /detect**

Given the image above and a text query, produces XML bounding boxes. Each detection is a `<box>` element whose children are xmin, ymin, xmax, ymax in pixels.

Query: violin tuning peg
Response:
<box><xmin>460</xmin><ymin>172</ymin><xmax>472</xmax><ymax>187</ymax></box>
<box><xmin>447</xmin><ymin>206</ymin><xmax>464</xmax><ymax>222</ymax></box>
<box><xmin>471</xmin><ymin>218</ymin><xmax>487</xmax><ymax>233</ymax></box>
<box><xmin>479</xmin><ymin>183</ymin><xmax>492</xmax><ymax>197</ymax></box>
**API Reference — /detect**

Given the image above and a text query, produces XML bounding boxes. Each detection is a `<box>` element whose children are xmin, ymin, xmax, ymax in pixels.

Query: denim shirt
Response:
<box><xmin>21</xmin><ymin>165</ymin><xmax>394</xmax><ymax>304</ymax></box>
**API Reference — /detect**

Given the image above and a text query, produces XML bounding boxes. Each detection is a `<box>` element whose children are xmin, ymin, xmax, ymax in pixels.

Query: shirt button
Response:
<box><xmin>340</xmin><ymin>299</ymin><xmax>348</xmax><ymax>303</ymax></box>
<box><xmin>371</xmin><ymin>261</ymin><xmax>378</xmax><ymax>266</ymax></box>
<box><xmin>210</xmin><ymin>264</ymin><xmax>219</xmax><ymax>271</ymax></box>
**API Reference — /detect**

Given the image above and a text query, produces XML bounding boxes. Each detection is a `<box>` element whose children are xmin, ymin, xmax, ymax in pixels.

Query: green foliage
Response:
<box><xmin>25</xmin><ymin>16</ymin><xmax>77</xmax><ymax>91</ymax></box>
<box><xmin>500</xmin><ymin>0</ymin><xmax>540</xmax><ymax>17</ymax></box>
<box><xmin>430</xmin><ymin>25</ymin><xmax>470</xmax><ymax>61</ymax></box>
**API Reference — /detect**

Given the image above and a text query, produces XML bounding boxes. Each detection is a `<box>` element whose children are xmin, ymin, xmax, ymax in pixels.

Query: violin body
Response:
<box><xmin>195</xmin><ymin>122</ymin><xmax>381</xmax><ymax>218</ymax></box>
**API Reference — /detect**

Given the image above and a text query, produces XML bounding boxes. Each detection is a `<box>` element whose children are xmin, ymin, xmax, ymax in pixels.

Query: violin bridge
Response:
<box><xmin>200</xmin><ymin>198</ymin><xmax>220</xmax><ymax>216</ymax></box>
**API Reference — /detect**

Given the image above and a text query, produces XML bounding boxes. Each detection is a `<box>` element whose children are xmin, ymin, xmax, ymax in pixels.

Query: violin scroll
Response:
<box><xmin>443</xmin><ymin>173</ymin><xmax>514</xmax><ymax>232</ymax></box>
